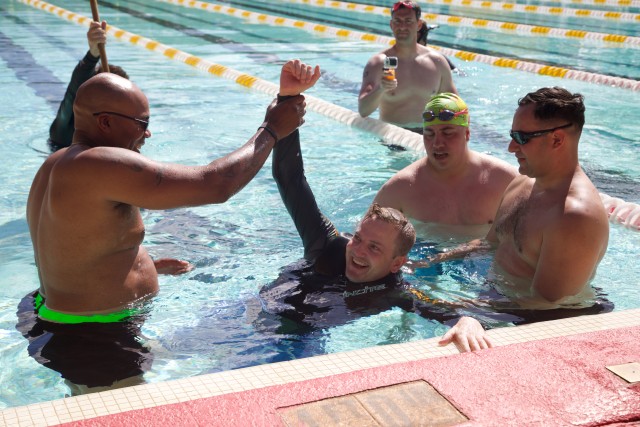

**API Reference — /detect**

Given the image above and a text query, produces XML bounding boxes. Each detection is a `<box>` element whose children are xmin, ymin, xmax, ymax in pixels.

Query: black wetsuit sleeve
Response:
<box><xmin>48</xmin><ymin>51</ymin><xmax>99</xmax><ymax>147</ymax></box>
<box><xmin>401</xmin><ymin>288</ymin><xmax>492</xmax><ymax>328</ymax></box>
<box><xmin>272</xmin><ymin>128</ymin><xmax>340</xmax><ymax>263</ymax></box>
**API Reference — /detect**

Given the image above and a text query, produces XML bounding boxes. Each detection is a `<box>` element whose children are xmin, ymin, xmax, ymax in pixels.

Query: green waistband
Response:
<box><xmin>34</xmin><ymin>292</ymin><xmax>137</xmax><ymax>324</ymax></box>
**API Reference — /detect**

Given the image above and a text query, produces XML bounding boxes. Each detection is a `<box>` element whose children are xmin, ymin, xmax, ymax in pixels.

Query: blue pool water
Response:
<box><xmin>0</xmin><ymin>0</ymin><xmax>638</xmax><ymax>408</ymax></box>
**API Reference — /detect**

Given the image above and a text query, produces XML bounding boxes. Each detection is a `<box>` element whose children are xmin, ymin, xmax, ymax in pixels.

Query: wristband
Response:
<box><xmin>257</xmin><ymin>125</ymin><xmax>278</xmax><ymax>143</ymax></box>
<box><xmin>277</xmin><ymin>94</ymin><xmax>297</xmax><ymax>104</ymax></box>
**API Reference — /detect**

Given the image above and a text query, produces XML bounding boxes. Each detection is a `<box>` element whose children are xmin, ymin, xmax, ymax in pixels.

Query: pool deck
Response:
<box><xmin>2</xmin><ymin>309</ymin><xmax>639</xmax><ymax>426</ymax></box>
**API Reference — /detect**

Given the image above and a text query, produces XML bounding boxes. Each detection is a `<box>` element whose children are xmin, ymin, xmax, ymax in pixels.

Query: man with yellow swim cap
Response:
<box><xmin>424</xmin><ymin>87</ymin><xmax>610</xmax><ymax>311</ymax></box>
<box><xmin>375</xmin><ymin>93</ymin><xmax>517</xmax><ymax>239</ymax></box>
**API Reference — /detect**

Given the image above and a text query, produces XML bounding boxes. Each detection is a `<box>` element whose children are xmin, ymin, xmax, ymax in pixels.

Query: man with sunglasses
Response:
<box><xmin>358</xmin><ymin>1</ymin><xmax>457</xmax><ymax>133</ymax></box>
<box><xmin>421</xmin><ymin>87</ymin><xmax>610</xmax><ymax>313</ymax></box>
<box><xmin>49</xmin><ymin>20</ymin><xmax>128</xmax><ymax>151</ymax></box>
<box><xmin>22</xmin><ymin>59</ymin><xmax>317</xmax><ymax>393</ymax></box>
<box><xmin>374</xmin><ymin>93</ymin><xmax>517</xmax><ymax>239</ymax></box>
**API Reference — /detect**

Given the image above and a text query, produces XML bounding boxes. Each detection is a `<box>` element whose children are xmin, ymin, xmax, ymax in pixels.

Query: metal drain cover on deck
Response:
<box><xmin>607</xmin><ymin>362</ymin><xmax>640</xmax><ymax>383</ymax></box>
<box><xmin>278</xmin><ymin>380</ymin><xmax>467</xmax><ymax>427</ymax></box>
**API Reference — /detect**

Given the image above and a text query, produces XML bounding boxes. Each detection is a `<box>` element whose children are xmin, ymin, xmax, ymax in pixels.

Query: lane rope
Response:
<box><xmin>19</xmin><ymin>0</ymin><xmax>424</xmax><ymax>152</ymax></box>
<box><xmin>18</xmin><ymin>0</ymin><xmax>640</xmax><ymax>228</ymax></box>
<box><xmin>276</xmin><ymin>0</ymin><xmax>639</xmax><ymax>46</ymax></box>
<box><xmin>161</xmin><ymin>0</ymin><xmax>640</xmax><ymax>91</ymax></box>
<box><xmin>544</xmin><ymin>0</ymin><xmax>640</xmax><ymax>6</ymax></box>
<box><xmin>416</xmin><ymin>0</ymin><xmax>640</xmax><ymax>22</ymax></box>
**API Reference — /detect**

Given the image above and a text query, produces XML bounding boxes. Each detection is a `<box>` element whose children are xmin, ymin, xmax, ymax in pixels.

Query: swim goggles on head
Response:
<box><xmin>422</xmin><ymin>109</ymin><xmax>468</xmax><ymax>123</ymax></box>
<box><xmin>509</xmin><ymin>123</ymin><xmax>572</xmax><ymax>145</ymax></box>
<box><xmin>392</xmin><ymin>1</ymin><xmax>416</xmax><ymax>12</ymax></box>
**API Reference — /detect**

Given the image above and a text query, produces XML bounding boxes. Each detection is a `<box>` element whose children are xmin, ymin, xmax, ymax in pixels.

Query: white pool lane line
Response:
<box><xmin>1</xmin><ymin>308</ymin><xmax>639</xmax><ymax>427</ymax></box>
<box><xmin>19</xmin><ymin>0</ymin><xmax>426</xmax><ymax>152</ymax></box>
<box><xmin>276</xmin><ymin>0</ymin><xmax>640</xmax><ymax>46</ymax></box>
<box><xmin>160</xmin><ymin>0</ymin><xmax>640</xmax><ymax>91</ymax></box>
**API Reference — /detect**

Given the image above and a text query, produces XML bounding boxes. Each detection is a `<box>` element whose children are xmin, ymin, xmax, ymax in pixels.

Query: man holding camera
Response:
<box><xmin>358</xmin><ymin>1</ymin><xmax>457</xmax><ymax>133</ymax></box>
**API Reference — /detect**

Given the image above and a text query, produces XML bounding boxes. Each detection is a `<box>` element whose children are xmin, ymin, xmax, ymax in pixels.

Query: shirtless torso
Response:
<box><xmin>377</xmin><ymin>152</ymin><xmax>516</xmax><ymax>227</ymax></box>
<box><xmin>27</xmin><ymin>145</ymin><xmax>158</xmax><ymax>314</ymax></box>
<box><xmin>358</xmin><ymin>7</ymin><xmax>456</xmax><ymax>128</ymax></box>
<box><xmin>26</xmin><ymin>61</ymin><xmax>316</xmax><ymax>315</ymax></box>
<box><xmin>490</xmin><ymin>170</ymin><xmax>609</xmax><ymax>303</ymax></box>
<box><xmin>375</xmin><ymin>117</ymin><xmax>517</xmax><ymax>240</ymax></box>
<box><xmin>359</xmin><ymin>47</ymin><xmax>455</xmax><ymax>127</ymax></box>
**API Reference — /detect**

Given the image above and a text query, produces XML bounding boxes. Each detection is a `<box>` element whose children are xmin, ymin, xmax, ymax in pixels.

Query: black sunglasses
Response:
<box><xmin>509</xmin><ymin>123</ymin><xmax>572</xmax><ymax>145</ymax></box>
<box><xmin>93</xmin><ymin>111</ymin><xmax>149</xmax><ymax>132</ymax></box>
<box><xmin>423</xmin><ymin>109</ymin><xmax>468</xmax><ymax>122</ymax></box>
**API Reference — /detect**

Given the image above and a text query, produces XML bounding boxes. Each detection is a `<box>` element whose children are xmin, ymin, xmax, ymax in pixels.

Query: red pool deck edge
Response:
<box><xmin>61</xmin><ymin>326</ymin><xmax>640</xmax><ymax>426</ymax></box>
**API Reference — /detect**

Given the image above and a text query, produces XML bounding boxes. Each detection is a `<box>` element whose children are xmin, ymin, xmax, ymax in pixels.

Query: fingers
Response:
<box><xmin>438</xmin><ymin>328</ymin><xmax>454</xmax><ymax>346</ymax></box>
<box><xmin>438</xmin><ymin>318</ymin><xmax>492</xmax><ymax>353</ymax></box>
<box><xmin>292</xmin><ymin>61</ymin><xmax>319</xmax><ymax>84</ymax></box>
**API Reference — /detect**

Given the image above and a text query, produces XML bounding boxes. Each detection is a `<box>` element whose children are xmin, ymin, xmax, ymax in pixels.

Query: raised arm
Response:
<box><xmin>271</xmin><ymin>62</ymin><xmax>340</xmax><ymax>261</ymax></box>
<box><xmin>358</xmin><ymin>54</ymin><xmax>396</xmax><ymax>118</ymax></box>
<box><xmin>49</xmin><ymin>21</ymin><xmax>106</xmax><ymax>147</ymax></box>
<box><xmin>74</xmin><ymin>96</ymin><xmax>302</xmax><ymax>210</ymax></box>
<box><xmin>71</xmin><ymin>61</ymin><xmax>318</xmax><ymax>211</ymax></box>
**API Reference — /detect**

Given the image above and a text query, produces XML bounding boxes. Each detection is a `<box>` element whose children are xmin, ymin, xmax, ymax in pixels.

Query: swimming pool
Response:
<box><xmin>0</xmin><ymin>0</ymin><xmax>638</xmax><ymax>409</ymax></box>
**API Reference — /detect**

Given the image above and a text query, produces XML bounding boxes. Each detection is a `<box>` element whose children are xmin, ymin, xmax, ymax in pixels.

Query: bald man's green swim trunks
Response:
<box><xmin>33</xmin><ymin>291</ymin><xmax>138</xmax><ymax>324</ymax></box>
<box><xmin>17</xmin><ymin>291</ymin><xmax>152</xmax><ymax>388</ymax></box>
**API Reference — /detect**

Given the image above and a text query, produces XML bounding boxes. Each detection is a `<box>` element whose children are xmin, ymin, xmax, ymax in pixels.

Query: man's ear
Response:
<box><xmin>94</xmin><ymin>113</ymin><xmax>112</xmax><ymax>132</ymax></box>
<box><xmin>552</xmin><ymin>129</ymin><xmax>566</xmax><ymax>148</ymax></box>
<box><xmin>390</xmin><ymin>255</ymin><xmax>407</xmax><ymax>273</ymax></box>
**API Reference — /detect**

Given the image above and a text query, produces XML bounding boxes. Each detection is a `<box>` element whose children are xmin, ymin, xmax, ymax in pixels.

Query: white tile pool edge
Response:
<box><xmin>2</xmin><ymin>308</ymin><xmax>639</xmax><ymax>427</ymax></box>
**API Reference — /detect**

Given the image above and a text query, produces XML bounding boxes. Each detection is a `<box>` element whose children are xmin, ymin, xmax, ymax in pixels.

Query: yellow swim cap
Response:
<box><xmin>423</xmin><ymin>93</ymin><xmax>469</xmax><ymax>127</ymax></box>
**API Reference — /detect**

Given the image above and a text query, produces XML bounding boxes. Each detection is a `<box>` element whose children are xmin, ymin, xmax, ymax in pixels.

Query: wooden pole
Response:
<box><xmin>89</xmin><ymin>0</ymin><xmax>109</xmax><ymax>73</ymax></box>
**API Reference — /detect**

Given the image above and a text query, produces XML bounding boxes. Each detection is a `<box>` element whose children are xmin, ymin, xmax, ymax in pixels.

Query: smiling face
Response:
<box><xmin>344</xmin><ymin>217</ymin><xmax>406</xmax><ymax>283</ymax></box>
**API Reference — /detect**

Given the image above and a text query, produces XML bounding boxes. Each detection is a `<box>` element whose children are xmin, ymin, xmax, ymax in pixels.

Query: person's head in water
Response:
<box><xmin>422</xmin><ymin>93</ymin><xmax>471</xmax><ymax>170</ymax></box>
<box><xmin>95</xmin><ymin>64</ymin><xmax>129</xmax><ymax>80</ymax></box>
<box><xmin>345</xmin><ymin>203</ymin><xmax>416</xmax><ymax>283</ymax></box>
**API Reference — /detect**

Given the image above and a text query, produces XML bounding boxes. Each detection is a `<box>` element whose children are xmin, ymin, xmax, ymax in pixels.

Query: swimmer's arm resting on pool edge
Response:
<box><xmin>439</xmin><ymin>316</ymin><xmax>492</xmax><ymax>353</ymax></box>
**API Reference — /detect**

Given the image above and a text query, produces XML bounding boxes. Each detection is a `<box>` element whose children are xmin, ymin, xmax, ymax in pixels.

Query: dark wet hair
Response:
<box><xmin>361</xmin><ymin>203</ymin><xmax>416</xmax><ymax>256</ymax></box>
<box><xmin>518</xmin><ymin>87</ymin><xmax>585</xmax><ymax>132</ymax></box>
<box><xmin>95</xmin><ymin>64</ymin><xmax>129</xmax><ymax>80</ymax></box>
<box><xmin>391</xmin><ymin>1</ymin><xmax>421</xmax><ymax>20</ymax></box>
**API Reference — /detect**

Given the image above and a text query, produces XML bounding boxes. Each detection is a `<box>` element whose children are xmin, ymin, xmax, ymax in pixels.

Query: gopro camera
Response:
<box><xmin>384</xmin><ymin>56</ymin><xmax>398</xmax><ymax>70</ymax></box>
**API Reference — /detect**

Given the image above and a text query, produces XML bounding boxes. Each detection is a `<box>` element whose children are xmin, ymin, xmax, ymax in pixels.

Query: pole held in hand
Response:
<box><xmin>89</xmin><ymin>0</ymin><xmax>109</xmax><ymax>73</ymax></box>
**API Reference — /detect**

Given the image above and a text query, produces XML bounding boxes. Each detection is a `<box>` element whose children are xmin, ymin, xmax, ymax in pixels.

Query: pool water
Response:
<box><xmin>0</xmin><ymin>0</ymin><xmax>638</xmax><ymax>409</ymax></box>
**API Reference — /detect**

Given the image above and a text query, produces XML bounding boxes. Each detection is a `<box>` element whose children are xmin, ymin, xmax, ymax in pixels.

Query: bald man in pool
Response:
<box><xmin>20</xmin><ymin>59</ymin><xmax>320</xmax><ymax>394</ymax></box>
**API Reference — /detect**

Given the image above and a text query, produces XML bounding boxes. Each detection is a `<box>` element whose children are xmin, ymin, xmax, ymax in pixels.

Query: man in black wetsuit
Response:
<box><xmin>49</xmin><ymin>20</ymin><xmax>127</xmax><ymax>150</ymax></box>
<box><xmin>262</xmin><ymin>62</ymin><xmax>490</xmax><ymax>352</ymax></box>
